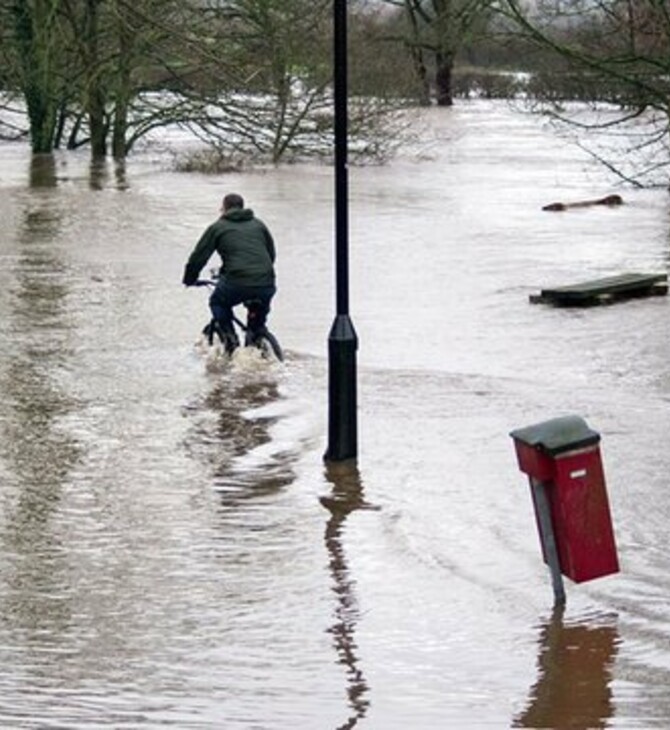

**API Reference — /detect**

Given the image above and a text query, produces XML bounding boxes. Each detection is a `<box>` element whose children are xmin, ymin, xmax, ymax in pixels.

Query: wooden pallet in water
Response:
<box><xmin>530</xmin><ymin>272</ymin><xmax>668</xmax><ymax>306</ymax></box>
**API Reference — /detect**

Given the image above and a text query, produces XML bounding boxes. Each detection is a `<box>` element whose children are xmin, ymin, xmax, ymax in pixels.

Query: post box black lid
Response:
<box><xmin>510</xmin><ymin>415</ymin><xmax>600</xmax><ymax>456</ymax></box>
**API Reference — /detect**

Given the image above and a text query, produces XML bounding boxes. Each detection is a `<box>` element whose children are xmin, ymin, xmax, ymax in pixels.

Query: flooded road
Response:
<box><xmin>1</xmin><ymin>100</ymin><xmax>670</xmax><ymax>728</ymax></box>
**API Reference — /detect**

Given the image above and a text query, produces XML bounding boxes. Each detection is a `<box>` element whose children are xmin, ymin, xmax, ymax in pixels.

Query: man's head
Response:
<box><xmin>222</xmin><ymin>193</ymin><xmax>244</xmax><ymax>212</ymax></box>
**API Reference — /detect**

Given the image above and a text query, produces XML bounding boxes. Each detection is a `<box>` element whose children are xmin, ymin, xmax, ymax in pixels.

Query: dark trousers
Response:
<box><xmin>209</xmin><ymin>279</ymin><xmax>276</xmax><ymax>337</ymax></box>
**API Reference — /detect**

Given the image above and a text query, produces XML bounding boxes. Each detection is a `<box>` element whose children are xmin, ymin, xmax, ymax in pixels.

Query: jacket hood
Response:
<box><xmin>223</xmin><ymin>208</ymin><xmax>254</xmax><ymax>222</ymax></box>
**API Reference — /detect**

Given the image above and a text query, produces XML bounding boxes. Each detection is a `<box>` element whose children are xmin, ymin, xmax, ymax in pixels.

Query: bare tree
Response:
<box><xmin>382</xmin><ymin>0</ymin><xmax>496</xmax><ymax>105</ymax></box>
<box><xmin>0</xmin><ymin>0</ymin><xmax>410</xmax><ymax>163</ymax></box>
<box><xmin>499</xmin><ymin>0</ymin><xmax>670</xmax><ymax>186</ymax></box>
<box><xmin>174</xmin><ymin>0</ymin><xmax>409</xmax><ymax>165</ymax></box>
<box><xmin>2</xmin><ymin>0</ymin><xmax>69</xmax><ymax>152</ymax></box>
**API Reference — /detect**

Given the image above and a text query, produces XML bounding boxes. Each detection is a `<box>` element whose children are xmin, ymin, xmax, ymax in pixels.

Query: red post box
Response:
<box><xmin>510</xmin><ymin>416</ymin><xmax>619</xmax><ymax>586</ymax></box>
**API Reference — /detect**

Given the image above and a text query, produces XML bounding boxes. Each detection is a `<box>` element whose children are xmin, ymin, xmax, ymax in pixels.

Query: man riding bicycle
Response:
<box><xmin>182</xmin><ymin>193</ymin><xmax>277</xmax><ymax>350</ymax></box>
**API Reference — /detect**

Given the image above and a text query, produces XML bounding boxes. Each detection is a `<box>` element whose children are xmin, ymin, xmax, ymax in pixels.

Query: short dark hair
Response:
<box><xmin>223</xmin><ymin>193</ymin><xmax>244</xmax><ymax>211</ymax></box>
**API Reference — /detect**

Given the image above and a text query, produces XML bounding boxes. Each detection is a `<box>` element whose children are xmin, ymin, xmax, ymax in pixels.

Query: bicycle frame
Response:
<box><xmin>194</xmin><ymin>279</ymin><xmax>283</xmax><ymax>361</ymax></box>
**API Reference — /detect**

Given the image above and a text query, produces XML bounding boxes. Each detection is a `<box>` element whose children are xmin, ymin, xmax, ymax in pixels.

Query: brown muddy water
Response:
<box><xmin>1</xmin><ymin>101</ymin><xmax>670</xmax><ymax>728</ymax></box>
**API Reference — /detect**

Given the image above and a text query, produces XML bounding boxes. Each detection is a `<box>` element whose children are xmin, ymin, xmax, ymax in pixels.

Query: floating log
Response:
<box><xmin>542</xmin><ymin>194</ymin><xmax>623</xmax><ymax>212</ymax></box>
<box><xmin>530</xmin><ymin>272</ymin><xmax>668</xmax><ymax>306</ymax></box>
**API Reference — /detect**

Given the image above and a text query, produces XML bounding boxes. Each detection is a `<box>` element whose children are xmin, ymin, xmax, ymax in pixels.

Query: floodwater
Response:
<box><xmin>1</xmin><ymin>100</ymin><xmax>670</xmax><ymax>729</ymax></box>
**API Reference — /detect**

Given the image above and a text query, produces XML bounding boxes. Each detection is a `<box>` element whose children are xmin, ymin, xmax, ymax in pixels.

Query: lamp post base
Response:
<box><xmin>325</xmin><ymin>314</ymin><xmax>358</xmax><ymax>462</ymax></box>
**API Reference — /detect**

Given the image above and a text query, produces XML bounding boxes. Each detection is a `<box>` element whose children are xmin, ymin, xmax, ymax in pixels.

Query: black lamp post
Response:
<box><xmin>325</xmin><ymin>0</ymin><xmax>358</xmax><ymax>463</ymax></box>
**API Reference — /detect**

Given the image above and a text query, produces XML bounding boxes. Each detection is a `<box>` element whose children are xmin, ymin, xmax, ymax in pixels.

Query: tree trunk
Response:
<box><xmin>67</xmin><ymin>112</ymin><xmax>85</xmax><ymax>149</ymax></box>
<box><xmin>271</xmin><ymin>60</ymin><xmax>290</xmax><ymax>164</ymax></box>
<box><xmin>435</xmin><ymin>53</ymin><xmax>453</xmax><ymax>106</ymax></box>
<box><xmin>54</xmin><ymin>102</ymin><xmax>68</xmax><ymax>149</ymax></box>
<box><xmin>404</xmin><ymin>0</ymin><xmax>431</xmax><ymax>105</ymax></box>
<box><xmin>85</xmin><ymin>0</ymin><xmax>107</xmax><ymax>157</ymax></box>
<box><xmin>408</xmin><ymin>44</ymin><xmax>431</xmax><ymax>106</ymax></box>
<box><xmin>24</xmin><ymin>87</ymin><xmax>58</xmax><ymax>153</ymax></box>
<box><xmin>12</xmin><ymin>0</ymin><xmax>60</xmax><ymax>153</ymax></box>
<box><xmin>112</xmin><ymin>14</ymin><xmax>133</xmax><ymax>159</ymax></box>
<box><xmin>112</xmin><ymin>98</ymin><xmax>128</xmax><ymax>159</ymax></box>
<box><xmin>89</xmin><ymin>87</ymin><xmax>108</xmax><ymax>157</ymax></box>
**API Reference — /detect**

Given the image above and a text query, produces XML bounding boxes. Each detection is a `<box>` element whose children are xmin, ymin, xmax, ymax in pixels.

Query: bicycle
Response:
<box><xmin>194</xmin><ymin>279</ymin><xmax>284</xmax><ymax>362</ymax></box>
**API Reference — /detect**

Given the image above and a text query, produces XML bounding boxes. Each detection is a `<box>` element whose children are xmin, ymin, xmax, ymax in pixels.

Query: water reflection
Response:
<box><xmin>185</xmin><ymin>367</ymin><xmax>296</xmax><ymax>504</ymax></box>
<box><xmin>3</xmin><ymin>101</ymin><xmax>670</xmax><ymax>726</ymax></box>
<box><xmin>0</xmin><ymin>165</ymin><xmax>81</xmax><ymax>656</ymax></box>
<box><xmin>0</xmin><ymin>357</ymin><xmax>80</xmax><ymax>640</ymax></box>
<box><xmin>113</xmin><ymin>158</ymin><xmax>129</xmax><ymax>190</ymax></box>
<box><xmin>29</xmin><ymin>154</ymin><xmax>57</xmax><ymax>188</ymax></box>
<box><xmin>513</xmin><ymin>605</ymin><xmax>619</xmax><ymax>729</ymax></box>
<box><xmin>321</xmin><ymin>461</ymin><xmax>377</xmax><ymax>729</ymax></box>
<box><xmin>88</xmin><ymin>157</ymin><xmax>129</xmax><ymax>190</ymax></box>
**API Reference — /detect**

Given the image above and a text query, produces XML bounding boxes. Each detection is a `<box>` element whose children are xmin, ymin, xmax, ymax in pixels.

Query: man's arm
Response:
<box><xmin>182</xmin><ymin>224</ymin><xmax>218</xmax><ymax>285</ymax></box>
<box><xmin>262</xmin><ymin>223</ymin><xmax>276</xmax><ymax>264</ymax></box>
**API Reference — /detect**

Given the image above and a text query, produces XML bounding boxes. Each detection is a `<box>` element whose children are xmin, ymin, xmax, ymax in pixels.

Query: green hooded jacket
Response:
<box><xmin>183</xmin><ymin>208</ymin><xmax>276</xmax><ymax>287</ymax></box>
